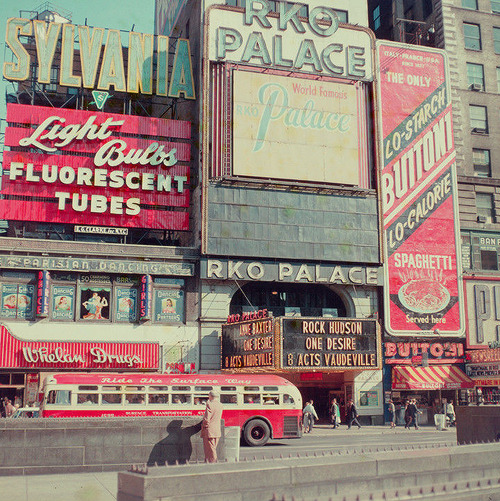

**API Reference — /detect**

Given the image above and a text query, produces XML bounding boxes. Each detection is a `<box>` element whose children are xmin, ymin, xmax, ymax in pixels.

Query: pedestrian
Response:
<box><xmin>302</xmin><ymin>401</ymin><xmax>312</xmax><ymax>433</ymax></box>
<box><xmin>406</xmin><ymin>399</ymin><xmax>419</xmax><ymax>430</ymax></box>
<box><xmin>404</xmin><ymin>400</ymin><xmax>412</xmax><ymax>429</ymax></box>
<box><xmin>330</xmin><ymin>398</ymin><xmax>340</xmax><ymax>429</ymax></box>
<box><xmin>5</xmin><ymin>399</ymin><xmax>16</xmax><ymax>418</ymax></box>
<box><xmin>445</xmin><ymin>400</ymin><xmax>456</xmax><ymax>426</ymax></box>
<box><xmin>346</xmin><ymin>399</ymin><xmax>361</xmax><ymax>429</ymax></box>
<box><xmin>388</xmin><ymin>399</ymin><xmax>396</xmax><ymax>428</ymax></box>
<box><xmin>201</xmin><ymin>390</ymin><xmax>223</xmax><ymax>463</ymax></box>
<box><xmin>303</xmin><ymin>400</ymin><xmax>319</xmax><ymax>432</ymax></box>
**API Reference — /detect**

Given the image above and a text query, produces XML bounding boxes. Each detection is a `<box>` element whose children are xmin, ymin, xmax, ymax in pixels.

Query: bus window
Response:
<box><xmin>221</xmin><ymin>394</ymin><xmax>237</xmax><ymax>405</ymax></box>
<box><xmin>79</xmin><ymin>385</ymin><xmax>98</xmax><ymax>391</ymax></box>
<box><xmin>102</xmin><ymin>393</ymin><xmax>122</xmax><ymax>404</ymax></box>
<box><xmin>47</xmin><ymin>390</ymin><xmax>71</xmax><ymax>405</ymax></box>
<box><xmin>150</xmin><ymin>386</ymin><xmax>169</xmax><ymax>392</ymax></box>
<box><xmin>244</xmin><ymin>394</ymin><xmax>260</xmax><ymax>404</ymax></box>
<box><xmin>126</xmin><ymin>394</ymin><xmax>146</xmax><ymax>404</ymax></box>
<box><xmin>263</xmin><ymin>394</ymin><xmax>279</xmax><ymax>405</ymax></box>
<box><xmin>102</xmin><ymin>386</ymin><xmax>121</xmax><ymax>391</ymax></box>
<box><xmin>193</xmin><ymin>395</ymin><xmax>208</xmax><ymax>405</ymax></box>
<box><xmin>172</xmin><ymin>394</ymin><xmax>191</xmax><ymax>404</ymax></box>
<box><xmin>149</xmin><ymin>393</ymin><xmax>169</xmax><ymax>404</ymax></box>
<box><xmin>195</xmin><ymin>386</ymin><xmax>213</xmax><ymax>391</ymax></box>
<box><xmin>221</xmin><ymin>386</ymin><xmax>236</xmax><ymax>392</ymax></box>
<box><xmin>78</xmin><ymin>394</ymin><xmax>97</xmax><ymax>405</ymax></box>
<box><xmin>283</xmin><ymin>394</ymin><xmax>295</xmax><ymax>404</ymax></box>
<box><xmin>263</xmin><ymin>386</ymin><xmax>279</xmax><ymax>391</ymax></box>
<box><xmin>244</xmin><ymin>386</ymin><xmax>259</xmax><ymax>392</ymax></box>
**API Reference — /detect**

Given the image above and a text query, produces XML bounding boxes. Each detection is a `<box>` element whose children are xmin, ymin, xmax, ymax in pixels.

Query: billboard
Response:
<box><xmin>3</xmin><ymin>104</ymin><xmax>191</xmax><ymax>230</ymax></box>
<box><xmin>232</xmin><ymin>71</ymin><xmax>361</xmax><ymax>185</ymax></box>
<box><xmin>375</xmin><ymin>42</ymin><xmax>464</xmax><ymax>336</ymax></box>
<box><xmin>464</xmin><ymin>278</ymin><xmax>500</xmax><ymax>348</ymax></box>
<box><xmin>207</xmin><ymin>5</ymin><xmax>373</xmax><ymax>81</ymax></box>
<box><xmin>222</xmin><ymin>317</ymin><xmax>276</xmax><ymax>370</ymax></box>
<box><xmin>280</xmin><ymin>317</ymin><xmax>380</xmax><ymax>370</ymax></box>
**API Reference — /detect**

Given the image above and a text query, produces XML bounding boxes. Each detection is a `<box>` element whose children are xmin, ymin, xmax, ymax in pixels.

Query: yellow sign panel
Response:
<box><xmin>232</xmin><ymin>71</ymin><xmax>360</xmax><ymax>185</ymax></box>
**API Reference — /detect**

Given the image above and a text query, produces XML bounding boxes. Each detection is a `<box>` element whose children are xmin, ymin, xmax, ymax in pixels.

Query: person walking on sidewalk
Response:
<box><xmin>303</xmin><ymin>400</ymin><xmax>319</xmax><ymax>433</ymax></box>
<box><xmin>346</xmin><ymin>399</ymin><xmax>361</xmax><ymax>429</ymax></box>
<box><xmin>405</xmin><ymin>399</ymin><xmax>419</xmax><ymax>430</ymax></box>
<box><xmin>330</xmin><ymin>398</ymin><xmax>340</xmax><ymax>429</ymax></box>
<box><xmin>388</xmin><ymin>399</ymin><xmax>396</xmax><ymax>428</ymax></box>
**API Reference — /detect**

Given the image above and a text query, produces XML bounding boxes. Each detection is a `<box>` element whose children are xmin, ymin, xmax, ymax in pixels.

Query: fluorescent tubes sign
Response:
<box><xmin>375</xmin><ymin>42</ymin><xmax>464</xmax><ymax>337</ymax></box>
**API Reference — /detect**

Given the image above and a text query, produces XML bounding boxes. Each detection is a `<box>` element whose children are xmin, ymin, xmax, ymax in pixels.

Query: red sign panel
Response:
<box><xmin>0</xmin><ymin>325</ymin><xmax>159</xmax><ymax>370</ymax></box>
<box><xmin>375</xmin><ymin>42</ymin><xmax>463</xmax><ymax>336</ymax></box>
<box><xmin>3</xmin><ymin>104</ymin><xmax>191</xmax><ymax>230</ymax></box>
<box><xmin>384</xmin><ymin>341</ymin><xmax>465</xmax><ymax>364</ymax></box>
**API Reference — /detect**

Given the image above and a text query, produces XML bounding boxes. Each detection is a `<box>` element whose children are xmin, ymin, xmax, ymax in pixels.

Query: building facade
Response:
<box><xmin>369</xmin><ymin>0</ymin><xmax>500</xmax><ymax>410</ymax></box>
<box><xmin>0</xmin><ymin>5</ymin><xmax>199</xmax><ymax>406</ymax></box>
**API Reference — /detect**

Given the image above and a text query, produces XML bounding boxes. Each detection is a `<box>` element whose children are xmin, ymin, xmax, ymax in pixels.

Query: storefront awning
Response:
<box><xmin>392</xmin><ymin>366</ymin><xmax>475</xmax><ymax>390</ymax></box>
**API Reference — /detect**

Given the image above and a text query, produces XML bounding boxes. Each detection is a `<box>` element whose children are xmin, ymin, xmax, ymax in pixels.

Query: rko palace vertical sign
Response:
<box><xmin>375</xmin><ymin>42</ymin><xmax>464</xmax><ymax>336</ymax></box>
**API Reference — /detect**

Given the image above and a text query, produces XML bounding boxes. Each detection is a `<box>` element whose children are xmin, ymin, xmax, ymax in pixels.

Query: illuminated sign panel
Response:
<box><xmin>375</xmin><ymin>42</ymin><xmax>463</xmax><ymax>336</ymax></box>
<box><xmin>207</xmin><ymin>5</ymin><xmax>373</xmax><ymax>81</ymax></box>
<box><xmin>222</xmin><ymin>317</ymin><xmax>276</xmax><ymax>370</ymax></box>
<box><xmin>3</xmin><ymin>104</ymin><xmax>190</xmax><ymax>230</ymax></box>
<box><xmin>3</xmin><ymin>18</ymin><xmax>195</xmax><ymax>99</ymax></box>
<box><xmin>280</xmin><ymin>317</ymin><xmax>380</xmax><ymax>370</ymax></box>
<box><xmin>384</xmin><ymin>341</ymin><xmax>465</xmax><ymax>364</ymax></box>
<box><xmin>465</xmin><ymin>280</ymin><xmax>500</xmax><ymax>348</ymax></box>
<box><xmin>232</xmin><ymin>71</ymin><xmax>361</xmax><ymax>184</ymax></box>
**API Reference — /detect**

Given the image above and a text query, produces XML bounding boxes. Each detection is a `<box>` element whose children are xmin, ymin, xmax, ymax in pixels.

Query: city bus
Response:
<box><xmin>39</xmin><ymin>373</ymin><xmax>302</xmax><ymax>446</ymax></box>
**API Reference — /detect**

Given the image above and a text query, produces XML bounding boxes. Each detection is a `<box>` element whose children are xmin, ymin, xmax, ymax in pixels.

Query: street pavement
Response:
<box><xmin>0</xmin><ymin>424</ymin><xmax>458</xmax><ymax>501</ymax></box>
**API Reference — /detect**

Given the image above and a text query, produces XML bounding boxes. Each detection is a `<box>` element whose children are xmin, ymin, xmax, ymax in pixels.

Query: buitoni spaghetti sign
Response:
<box><xmin>375</xmin><ymin>42</ymin><xmax>464</xmax><ymax>336</ymax></box>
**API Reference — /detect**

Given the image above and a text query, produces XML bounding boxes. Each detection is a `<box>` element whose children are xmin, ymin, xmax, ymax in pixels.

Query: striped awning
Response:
<box><xmin>392</xmin><ymin>365</ymin><xmax>475</xmax><ymax>390</ymax></box>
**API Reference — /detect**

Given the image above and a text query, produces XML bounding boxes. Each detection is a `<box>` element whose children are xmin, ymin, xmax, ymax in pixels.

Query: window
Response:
<box><xmin>481</xmin><ymin>250</ymin><xmax>498</xmax><ymax>269</ymax></box>
<box><xmin>373</xmin><ymin>5</ymin><xmax>381</xmax><ymax>30</ymax></box>
<box><xmin>467</xmin><ymin>63</ymin><xmax>484</xmax><ymax>90</ymax></box>
<box><xmin>476</xmin><ymin>192</ymin><xmax>495</xmax><ymax>223</ymax></box>
<box><xmin>463</xmin><ymin>0</ymin><xmax>478</xmax><ymax>8</ymax></box>
<box><xmin>493</xmin><ymin>0</ymin><xmax>500</xmax><ymax>13</ymax></box>
<box><xmin>464</xmin><ymin>23</ymin><xmax>481</xmax><ymax>50</ymax></box>
<box><xmin>470</xmin><ymin>105</ymin><xmax>488</xmax><ymax>133</ymax></box>
<box><xmin>473</xmin><ymin>149</ymin><xmax>491</xmax><ymax>177</ymax></box>
<box><xmin>494</xmin><ymin>27</ymin><xmax>500</xmax><ymax>53</ymax></box>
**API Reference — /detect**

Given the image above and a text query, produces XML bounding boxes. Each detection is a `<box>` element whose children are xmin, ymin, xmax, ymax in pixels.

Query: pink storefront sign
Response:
<box><xmin>0</xmin><ymin>325</ymin><xmax>159</xmax><ymax>370</ymax></box>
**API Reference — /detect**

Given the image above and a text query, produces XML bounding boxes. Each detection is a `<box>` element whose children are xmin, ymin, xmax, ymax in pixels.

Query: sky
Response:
<box><xmin>0</xmin><ymin>0</ymin><xmax>156</xmax><ymax>120</ymax></box>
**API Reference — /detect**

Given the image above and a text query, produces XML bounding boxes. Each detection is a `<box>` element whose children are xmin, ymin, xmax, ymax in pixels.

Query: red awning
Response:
<box><xmin>392</xmin><ymin>365</ymin><xmax>475</xmax><ymax>390</ymax></box>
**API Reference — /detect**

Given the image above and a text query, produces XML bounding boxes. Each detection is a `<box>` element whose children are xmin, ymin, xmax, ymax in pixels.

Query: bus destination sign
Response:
<box><xmin>280</xmin><ymin>318</ymin><xmax>381</xmax><ymax>370</ymax></box>
<box><xmin>222</xmin><ymin>317</ymin><xmax>275</xmax><ymax>370</ymax></box>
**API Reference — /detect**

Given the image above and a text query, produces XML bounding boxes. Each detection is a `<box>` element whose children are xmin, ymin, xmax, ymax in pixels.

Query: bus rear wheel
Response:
<box><xmin>243</xmin><ymin>419</ymin><xmax>270</xmax><ymax>446</ymax></box>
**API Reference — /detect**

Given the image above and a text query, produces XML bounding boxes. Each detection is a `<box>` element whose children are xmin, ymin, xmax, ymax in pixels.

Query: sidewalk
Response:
<box><xmin>0</xmin><ymin>471</ymin><xmax>118</xmax><ymax>501</ymax></box>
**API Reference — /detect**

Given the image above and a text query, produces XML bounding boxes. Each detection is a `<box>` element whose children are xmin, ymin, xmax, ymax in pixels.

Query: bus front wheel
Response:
<box><xmin>243</xmin><ymin>419</ymin><xmax>270</xmax><ymax>446</ymax></box>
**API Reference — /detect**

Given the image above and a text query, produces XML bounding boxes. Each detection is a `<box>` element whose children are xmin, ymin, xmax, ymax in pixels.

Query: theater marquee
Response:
<box><xmin>280</xmin><ymin>318</ymin><xmax>381</xmax><ymax>370</ymax></box>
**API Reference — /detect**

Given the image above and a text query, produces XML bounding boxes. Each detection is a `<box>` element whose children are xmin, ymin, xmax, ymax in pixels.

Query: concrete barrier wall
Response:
<box><xmin>117</xmin><ymin>443</ymin><xmax>500</xmax><ymax>501</ymax></box>
<box><xmin>0</xmin><ymin>417</ymin><xmax>238</xmax><ymax>476</ymax></box>
<box><xmin>456</xmin><ymin>405</ymin><xmax>500</xmax><ymax>445</ymax></box>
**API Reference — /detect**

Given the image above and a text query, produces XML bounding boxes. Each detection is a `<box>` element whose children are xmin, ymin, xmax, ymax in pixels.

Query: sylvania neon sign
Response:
<box><xmin>3</xmin><ymin>18</ymin><xmax>195</xmax><ymax>99</ymax></box>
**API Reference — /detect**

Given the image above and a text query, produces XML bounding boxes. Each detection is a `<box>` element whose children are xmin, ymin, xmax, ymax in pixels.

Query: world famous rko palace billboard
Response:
<box><xmin>375</xmin><ymin>42</ymin><xmax>464</xmax><ymax>337</ymax></box>
<box><xmin>1</xmin><ymin>18</ymin><xmax>195</xmax><ymax>230</ymax></box>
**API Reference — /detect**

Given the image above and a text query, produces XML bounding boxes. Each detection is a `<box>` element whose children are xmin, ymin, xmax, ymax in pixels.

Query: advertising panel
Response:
<box><xmin>153</xmin><ymin>288</ymin><xmax>184</xmax><ymax>323</ymax></box>
<box><xmin>52</xmin><ymin>285</ymin><xmax>75</xmax><ymax>320</ymax></box>
<box><xmin>232</xmin><ymin>71</ymin><xmax>360</xmax><ymax>185</ymax></box>
<box><xmin>222</xmin><ymin>317</ymin><xmax>276</xmax><ymax>370</ymax></box>
<box><xmin>3</xmin><ymin>104</ymin><xmax>191</xmax><ymax>230</ymax></box>
<box><xmin>464</xmin><ymin>279</ymin><xmax>500</xmax><ymax>348</ymax></box>
<box><xmin>375</xmin><ymin>42</ymin><xmax>463</xmax><ymax>336</ymax></box>
<box><xmin>384</xmin><ymin>341</ymin><xmax>465</xmax><ymax>364</ymax></box>
<box><xmin>0</xmin><ymin>325</ymin><xmax>159</xmax><ymax>370</ymax></box>
<box><xmin>280</xmin><ymin>318</ymin><xmax>380</xmax><ymax>370</ymax></box>
<box><xmin>207</xmin><ymin>6</ymin><xmax>373</xmax><ymax>81</ymax></box>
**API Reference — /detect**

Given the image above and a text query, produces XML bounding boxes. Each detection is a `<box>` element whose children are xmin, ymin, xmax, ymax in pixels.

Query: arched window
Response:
<box><xmin>230</xmin><ymin>283</ymin><xmax>347</xmax><ymax>318</ymax></box>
